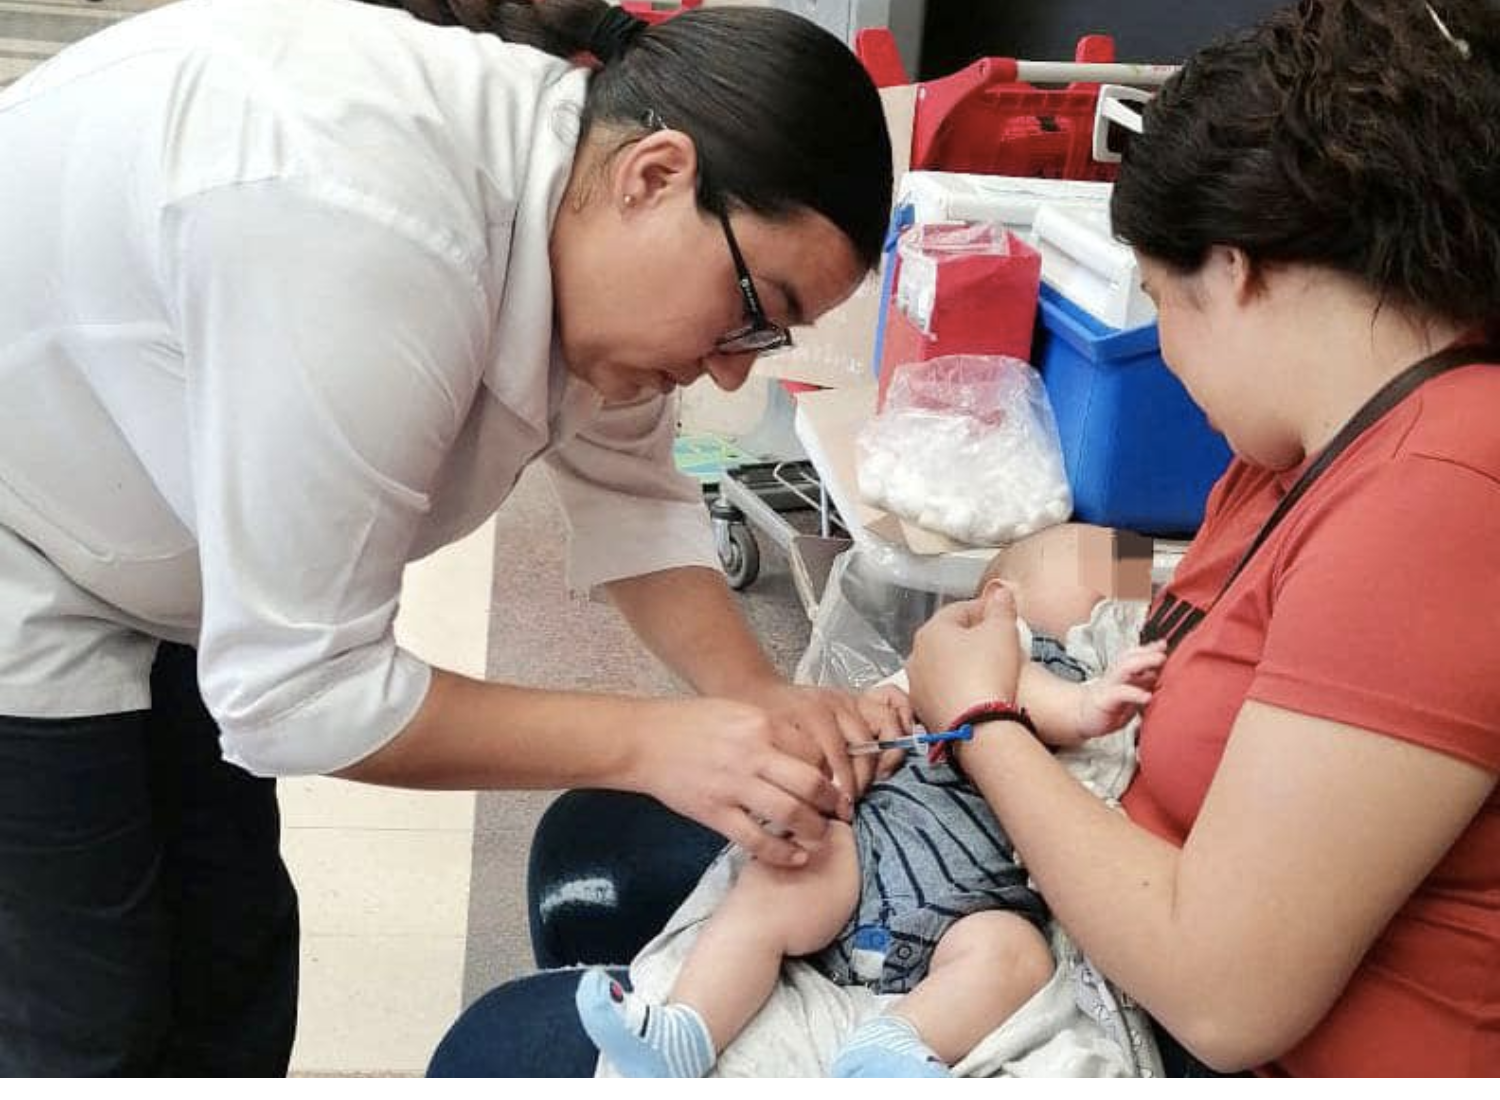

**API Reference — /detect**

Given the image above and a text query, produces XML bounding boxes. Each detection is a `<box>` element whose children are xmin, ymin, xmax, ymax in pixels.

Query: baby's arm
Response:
<box><xmin>1017</xmin><ymin>641</ymin><xmax>1167</xmax><ymax>749</ymax></box>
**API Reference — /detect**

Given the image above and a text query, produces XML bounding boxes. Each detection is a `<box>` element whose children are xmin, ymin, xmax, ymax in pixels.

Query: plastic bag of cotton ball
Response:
<box><xmin>857</xmin><ymin>355</ymin><xmax>1073</xmax><ymax>546</ymax></box>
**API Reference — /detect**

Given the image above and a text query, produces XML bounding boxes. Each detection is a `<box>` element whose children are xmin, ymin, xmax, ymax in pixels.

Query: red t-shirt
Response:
<box><xmin>1121</xmin><ymin>364</ymin><xmax>1500</xmax><ymax>1076</ymax></box>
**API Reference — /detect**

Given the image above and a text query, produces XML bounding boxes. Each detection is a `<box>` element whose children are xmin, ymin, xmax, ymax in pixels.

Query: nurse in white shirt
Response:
<box><xmin>0</xmin><ymin>0</ymin><xmax>894</xmax><ymax>1074</ymax></box>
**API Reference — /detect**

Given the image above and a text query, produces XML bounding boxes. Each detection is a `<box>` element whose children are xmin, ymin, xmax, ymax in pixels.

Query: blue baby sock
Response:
<box><xmin>575</xmin><ymin>968</ymin><xmax>716</xmax><ymax>1078</ymax></box>
<box><xmin>830</xmin><ymin>1013</ymin><xmax>950</xmax><ymax>1078</ymax></box>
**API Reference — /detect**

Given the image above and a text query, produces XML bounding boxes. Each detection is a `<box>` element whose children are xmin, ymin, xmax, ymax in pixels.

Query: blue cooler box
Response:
<box><xmin>1033</xmin><ymin>284</ymin><xmax>1232</xmax><ymax>536</ymax></box>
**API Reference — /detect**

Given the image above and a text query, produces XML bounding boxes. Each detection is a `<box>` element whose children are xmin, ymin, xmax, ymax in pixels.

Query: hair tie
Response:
<box><xmin>588</xmin><ymin>7</ymin><xmax>646</xmax><ymax>65</ymax></box>
<box><xmin>1425</xmin><ymin>3</ymin><xmax>1472</xmax><ymax>60</ymax></box>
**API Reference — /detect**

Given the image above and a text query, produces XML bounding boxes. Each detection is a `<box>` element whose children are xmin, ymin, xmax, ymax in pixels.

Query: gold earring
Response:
<box><xmin>623</xmin><ymin>194</ymin><xmax>637</xmax><ymax>209</ymax></box>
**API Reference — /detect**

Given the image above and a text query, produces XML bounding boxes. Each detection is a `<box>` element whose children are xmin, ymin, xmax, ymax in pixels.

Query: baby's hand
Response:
<box><xmin>1074</xmin><ymin>640</ymin><xmax>1169</xmax><ymax>741</ymax></box>
<box><xmin>854</xmin><ymin>684</ymin><xmax>914</xmax><ymax>791</ymax></box>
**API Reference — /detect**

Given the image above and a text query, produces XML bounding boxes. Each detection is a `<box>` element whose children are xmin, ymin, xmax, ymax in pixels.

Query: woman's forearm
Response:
<box><xmin>959</xmin><ymin>720</ymin><xmax>1186</xmax><ymax>991</ymax></box>
<box><xmin>958</xmin><ymin>719</ymin><xmax>1268</xmax><ymax>1069</ymax></box>
<box><xmin>959</xmin><ymin>707</ymin><xmax>1496</xmax><ymax>1071</ymax></box>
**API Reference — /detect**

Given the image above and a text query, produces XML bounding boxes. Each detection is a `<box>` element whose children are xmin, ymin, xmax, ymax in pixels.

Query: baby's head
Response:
<box><xmin>976</xmin><ymin>552</ymin><xmax>1103</xmax><ymax>640</ymax></box>
<box><xmin>976</xmin><ymin>525</ymin><xmax>1149</xmax><ymax>639</ymax></box>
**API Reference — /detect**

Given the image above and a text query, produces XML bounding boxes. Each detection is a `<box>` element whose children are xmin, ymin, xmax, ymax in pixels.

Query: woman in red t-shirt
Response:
<box><xmin>907</xmin><ymin>0</ymin><xmax>1500</xmax><ymax>1077</ymax></box>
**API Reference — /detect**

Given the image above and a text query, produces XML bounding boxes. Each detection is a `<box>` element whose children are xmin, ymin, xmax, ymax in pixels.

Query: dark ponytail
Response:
<box><xmin>1111</xmin><ymin>0</ymin><xmax>1500</xmax><ymax>333</ymax></box>
<box><xmin>360</xmin><ymin>1</ymin><xmax>893</xmax><ymax>271</ymax></box>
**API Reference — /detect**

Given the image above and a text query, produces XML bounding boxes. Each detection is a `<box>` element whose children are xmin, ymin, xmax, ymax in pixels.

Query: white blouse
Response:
<box><xmin>0</xmin><ymin>0</ymin><xmax>718</xmax><ymax>775</ymax></box>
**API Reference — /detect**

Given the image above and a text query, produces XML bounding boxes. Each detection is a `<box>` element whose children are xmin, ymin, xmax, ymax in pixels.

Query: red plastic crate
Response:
<box><xmin>620</xmin><ymin>0</ymin><xmax>702</xmax><ymax>25</ymax></box>
<box><xmin>854</xmin><ymin>26</ymin><xmax>911</xmax><ymax>87</ymax></box>
<box><xmin>911</xmin><ymin>35</ymin><xmax>1119</xmax><ymax>182</ymax></box>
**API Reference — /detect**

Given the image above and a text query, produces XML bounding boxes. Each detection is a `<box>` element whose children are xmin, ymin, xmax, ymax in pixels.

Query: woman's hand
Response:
<box><xmin>905</xmin><ymin>586</ymin><xmax>1026</xmax><ymax>732</ymax></box>
<box><xmin>626</xmin><ymin>695</ymin><xmax>851</xmax><ymax>868</ymax></box>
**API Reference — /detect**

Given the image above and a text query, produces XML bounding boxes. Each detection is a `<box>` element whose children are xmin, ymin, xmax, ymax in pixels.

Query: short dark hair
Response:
<box><xmin>370</xmin><ymin>1</ymin><xmax>893</xmax><ymax>272</ymax></box>
<box><xmin>1111</xmin><ymin>0</ymin><xmax>1500</xmax><ymax>332</ymax></box>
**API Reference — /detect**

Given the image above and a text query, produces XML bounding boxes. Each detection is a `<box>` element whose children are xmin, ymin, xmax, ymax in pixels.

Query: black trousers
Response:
<box><xmin>0</xmin><ymin>643</ymin><xmax>299</xmax><ymax>1076</ymax></box>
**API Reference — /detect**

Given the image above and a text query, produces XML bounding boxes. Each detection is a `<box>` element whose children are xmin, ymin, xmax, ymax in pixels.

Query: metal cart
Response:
<box><xmin>710</xmin><ymin>459</ymin><xmax>848</xmax><ymax>593</ymax></box>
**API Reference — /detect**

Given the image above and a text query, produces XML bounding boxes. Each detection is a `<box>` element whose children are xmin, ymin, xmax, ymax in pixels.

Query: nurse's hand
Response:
<box><xmin>627</xmin><ymin>696</ymin><xmax>851</xmax><ymax>868</ymax></box>
<box><xmin>906</xmin><ymin>586</ymin><xmax>1025</xmax><ymax>733</ymax></box>
<box><xmin>751</xmin><ymin>682</ymin><xmax>894</xmax><ymax>800</ymax></box>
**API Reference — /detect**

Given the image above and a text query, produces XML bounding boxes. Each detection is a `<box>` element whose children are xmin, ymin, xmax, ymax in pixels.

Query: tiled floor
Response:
<box><xmin>280</xmin><ymin>521</ymin><xmax>497</xmax><ymax>1076</ymax></box>
<box><xmin>280</xmin><ymin>781</ymin><xmax>473</xmax><ymax>1076</ymax></box>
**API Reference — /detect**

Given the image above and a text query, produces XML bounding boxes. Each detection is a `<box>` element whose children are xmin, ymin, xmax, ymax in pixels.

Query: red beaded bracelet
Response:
<box><xmin>927</xmin><ymin>699</ymin><xmax>1037</xmax><ymax>768</ymax></box>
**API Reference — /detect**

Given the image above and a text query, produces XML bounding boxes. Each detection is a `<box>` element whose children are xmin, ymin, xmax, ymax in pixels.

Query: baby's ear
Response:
<box><xmin>978</xmin><ymin>577</ymin><xmax>1013</xmax><ymax>600</ymax></box>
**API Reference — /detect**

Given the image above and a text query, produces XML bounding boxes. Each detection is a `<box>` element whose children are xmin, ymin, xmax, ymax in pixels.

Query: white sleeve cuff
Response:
<box><xmin>564</xmin><ymin>497</ymin><xmax>720</xmax><ymax>595</ymax></box>
<box><xmin>216</xmin><ymin>646</ymin><xmax>432</xmax><ymax>778</ymax></box>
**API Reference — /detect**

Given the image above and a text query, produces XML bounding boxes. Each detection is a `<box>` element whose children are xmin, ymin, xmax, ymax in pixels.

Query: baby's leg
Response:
<box><xmin>674</xmin><ymin>820</ymin><xmax>859</xmax><ymax>1048</ymax></box>
<box><xmin>831</xmin><ymin>910</ymin><xmax>1052</xmax><ymax>1078</ymax></box>
<box><xmin>896</xmin><ymin>910</ymin><xmax>1054</xmax><ymax>1065</ymax></box>
<box><xmin>577</xmin><ymin>822</ymin><xmax>859</xmax><ymax>1077</ymax></box>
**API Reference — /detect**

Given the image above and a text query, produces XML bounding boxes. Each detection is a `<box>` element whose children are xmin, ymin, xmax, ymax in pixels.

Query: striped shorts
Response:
<box><xmin>810</xmin><ymin>634</ymin><xmax>1086</xmax><ymax>994</ymax></box>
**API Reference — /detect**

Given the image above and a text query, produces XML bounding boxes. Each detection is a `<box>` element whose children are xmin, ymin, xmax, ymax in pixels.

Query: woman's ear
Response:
<box><xmin>609</xmin><ymin>129</ymin><xmax>699</xmax><ymax>212</ymax></box>
<box><xmin>1214</xmin><ymin>244</ymin><xmax>1261</xmax><ymax>305</ymax></box>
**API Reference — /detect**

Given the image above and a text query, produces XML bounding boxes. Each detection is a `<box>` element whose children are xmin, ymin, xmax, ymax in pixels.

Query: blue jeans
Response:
<box><xmin>427</xmin><ymin>968</ymin><xmax>628</xmax><ymax>1077</ymax></box>
<box><xmin>427</xmin><ymin>789</ymin><xmax>1231</xmax><ymax>1078</ymax></box>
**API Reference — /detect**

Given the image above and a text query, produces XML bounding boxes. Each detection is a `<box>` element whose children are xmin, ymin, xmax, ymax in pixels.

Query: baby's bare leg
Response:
<box><xmin>894</xmin><ymin>911</ymin><xmax>1054</xmax><ymax>1065</ymax></box>
<box><xmin>671</xmin><ymin>820</ymin><xmax>859</xmax><ymax>1052</ymax></box>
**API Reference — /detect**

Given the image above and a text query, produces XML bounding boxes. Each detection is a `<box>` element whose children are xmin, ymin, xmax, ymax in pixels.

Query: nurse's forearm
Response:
<box><xmin>335</xmin><ymin>668</ymin><xmax>653</xmax><ymax>791</ymax></box>
<box><xmin>605</xmin><ymin>565</ymin><xmax>782</xmax><ymax>698</ymax></box>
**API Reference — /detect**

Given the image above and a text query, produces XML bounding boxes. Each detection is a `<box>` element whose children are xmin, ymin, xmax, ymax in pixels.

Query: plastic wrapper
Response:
<box><xmin>795</xmin><ymin>549</ymin><xmax>964</xmax><ymax>690</ymax></box>
<box><xmin>857</xmin><ymin>354</ymin><xmax>1073</xmax><ymax>545</ymax></box>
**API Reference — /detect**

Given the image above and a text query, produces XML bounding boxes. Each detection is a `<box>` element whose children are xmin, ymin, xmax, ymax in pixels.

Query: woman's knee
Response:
<box><xmin>427</xmin><ymin>968</ymin><xmax>623</xmax><ymax>1077</ymax></box>
<box><xmin>527</xmin><ymin>790</ymin><xmax>725</xmax><ymax>968</ymax></box>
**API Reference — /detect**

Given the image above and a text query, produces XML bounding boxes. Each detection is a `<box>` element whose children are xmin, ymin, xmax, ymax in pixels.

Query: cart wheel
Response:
<box><xmin>719</xmin><ymin>523</ymin><xmax>761</xmax><ymax>591</ymax></box>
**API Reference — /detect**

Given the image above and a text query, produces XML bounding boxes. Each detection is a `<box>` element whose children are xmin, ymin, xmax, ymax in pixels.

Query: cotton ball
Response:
<box><xmin>972</xmin><ymin>517</ymin><xmax>1006</xmax><ymax>545</ymax></box>
<box><xmin>1012</xmin><ymin>469</ymin><xmax>1050</xmax><ymax>516</ymax></box>
<box><xmin>955</xmin><ymin>515</ymin><xmax>989</xmax><ymax>545</ymax></box>
<box><xmin>862</xmin><ymin>450</ymin><xmax>897</xmax><ymax>482</ymax></box>
<box><xmin>857</xmin><ymin>464</ymin><xmax>885</xmax><ymax>503</ymax></box>
<box><xmin>887</xmin><ymin>478</ymin><xmax>925</xmax><ymax>518</ymax></box>
<box><xmin>947</xmin><ymin>519</ymin><xmax>975</xmax><ymax>545</ymax></box>
<box><xmin>887</xmin><ymin>463</ymin><xmax>921</xmax><ymax>493</ymax></box>
<box><xmin>1042</xmin><ymin>495</ymin><xmax>1071</xmax><ymax>523</ymax></box>
<box><xmin>917</xmin><ymin>504</ymin><xmax>946</xmax><ymax>531</ymax></box>
<box><xmin>942</xmin><ymin>500</ymin><xmax>977</xmax><ymax>540</ymax></box>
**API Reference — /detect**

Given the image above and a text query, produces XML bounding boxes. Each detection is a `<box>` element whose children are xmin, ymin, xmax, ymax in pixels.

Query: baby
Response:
<box><xmin>577</xmin><ymin>536</ymin><xmax>1165</xmax><ymax>1077</ymax></box>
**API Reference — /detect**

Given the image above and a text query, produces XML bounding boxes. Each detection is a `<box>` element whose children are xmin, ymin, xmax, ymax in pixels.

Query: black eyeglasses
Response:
<box><xmin>713</xmin><ymin>208</ymin><xmax>794</xmax><ymax>357</ymax></box>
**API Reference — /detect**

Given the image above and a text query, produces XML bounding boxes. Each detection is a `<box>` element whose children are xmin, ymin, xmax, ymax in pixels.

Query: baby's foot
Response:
<box><xmin>574</xmin><ymin>968</ymin><xmax>716</xmax><ymax>1078</ymax></box>
<box><xmin>831</xmin><ymin>1013</ymin><xmax>950</xmax><ymax>1078</ymax></box>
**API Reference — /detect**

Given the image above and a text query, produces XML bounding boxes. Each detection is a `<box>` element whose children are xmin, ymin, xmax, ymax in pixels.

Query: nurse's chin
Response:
<box><xmin>629</xmin><ymin>371</ymin><xmax>678</xmax><ymax>398</ymax></box>
<box><xmin>592</xmin><ymin>373</ymin><xmax>677</xmax><ymax>406</ymax></box>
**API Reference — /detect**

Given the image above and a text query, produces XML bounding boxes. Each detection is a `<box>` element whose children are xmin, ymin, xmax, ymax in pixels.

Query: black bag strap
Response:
<box><xmin>1210</xmin><ymin>343</ymin><xmax>1500</xmax><ymax>608</ymax></box>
